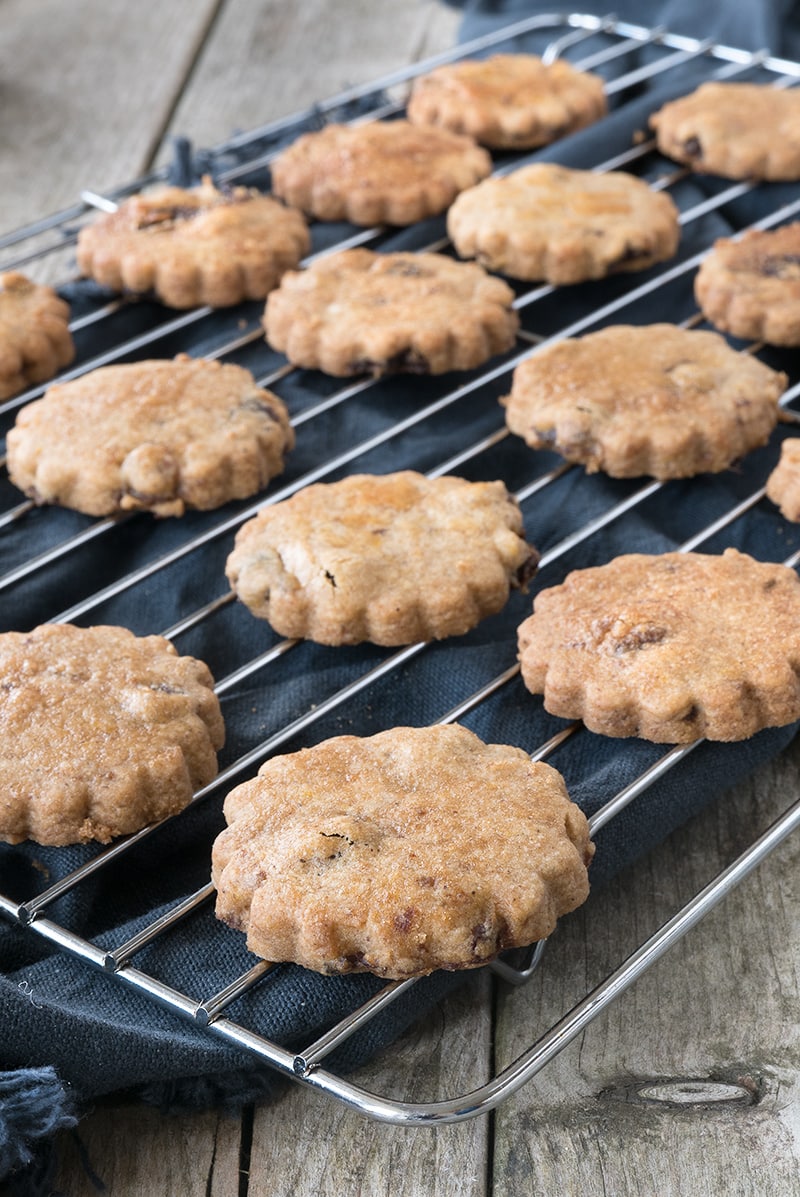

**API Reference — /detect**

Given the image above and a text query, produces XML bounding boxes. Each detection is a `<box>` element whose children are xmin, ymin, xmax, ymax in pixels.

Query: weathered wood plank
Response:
<box><xmin>492</xmin><ymin>742</ymin><xmax>800</xmax><ymax>1195</ymax></box>
<box><xmin>247</xmin><ymin>974</ymin><xmax>491</xmax><ymax>1197</ymax></box>
<box><xmin>54</xmin><ymin>1102</ymin><xmax>242</xmax><ymax>1196</ymax></box>
<box><xmin>0</xmin><ymin>0</ymin><xmax>221</xmax><ymax>233</ymax></box>
<box><xmin>157</xmin><ymin>0</ymin><xmax>460</xmax><ymax>159</ymax></box>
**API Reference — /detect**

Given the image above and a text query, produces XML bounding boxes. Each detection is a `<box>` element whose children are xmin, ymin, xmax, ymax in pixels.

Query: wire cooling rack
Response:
<box><xmin>3</xmin><ymin>11</ymin><xmax>800</xmax><ymax>1124</ymax></box>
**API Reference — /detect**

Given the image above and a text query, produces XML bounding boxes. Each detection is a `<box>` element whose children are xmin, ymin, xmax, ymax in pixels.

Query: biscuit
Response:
<box><xmin>225</xmin><ymin>471</ymin><xmax>538</xmax><ymax>645</ymax></box>
<box><xmin>0</xmin><ymin>623</ymin><xmax>225</xmax><ymax>845</ymax></box>
<box><xmin>7</xmin><ymin>354</ymin><xmax>294</xmax><ymax>518</ymax></box>
<box><xmin>518</xmin><ymin>548</ymin><xmax>800</xmax><ymax>743</ymax></box>
<box><xmin>270</xmin><ymin>119</ymin><xmax>492</xmax><ymax>226</ymax></box>
<box><xmin>262</xmin><ymin>248</ymin><xmax>519</xmax><ymax>376</ymax></box>
<box><xmin>212</xmin><ymin>723</ymin><xmax>593</xmax><ymax>978</ymax></box>
<box><xmin>407</xmin><ymin>53</ymin><xmax>607</xmax><ymax>150</ymax></box>
<box><xmin>447</xmin><ymin>164</ymin><xmax>680</xmax><ymax>284</ymax></box>
<box><xmin>766</xmin><ymin>437</ymin><xmax>800</xmax><ymax>521</ymax></box>
<box><xmin>695</xmin><ymin>224</ymin><xmax>800</xmax><ymax>345</ymax></box>
<box><xmin>76</xmin><ymin>178</ymin><xmax>310</xmax><ymax>308</ymax></box>
<box><xmin>0</xmin><ymin>272</ymin><xmax>74</xmax><ymax>400</ymax></box>
<box><xmin>502</xmin><ymin>324</ymin><xmax>786</xmax><ymax>479</ymax></box>
<box><xmin>649</xmin><ymin>82</ymin><xmax>800</xmax><ymax>180</ymax></box>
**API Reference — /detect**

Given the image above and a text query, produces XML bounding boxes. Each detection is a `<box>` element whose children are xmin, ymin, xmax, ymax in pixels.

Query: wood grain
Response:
<box><xmin>54</xmin><ymin>1102</ymin><xmax>242</xmax><ymax>1196</ymax></box>
<box><xmin>247</xmin><ymin>976</ymin><xmax>491</xmax><ymax>1197</ymax></box>
<box><xmin>0</xmin><ymin>0</ymin><xmax>222</xmax><ymax>263</ymax></box>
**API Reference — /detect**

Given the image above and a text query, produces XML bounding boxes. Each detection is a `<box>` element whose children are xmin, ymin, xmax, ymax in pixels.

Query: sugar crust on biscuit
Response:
<box><xmin>518</xmin><ymin>549</ymin><xmax>800</xmax><ymax>743</ymax></box>
<box><xmin>0</xmin><ymin>623</ymin><xmax>225</xmax><ymax>845</ymax></box>
<box><xmin>447</xmin><ymin>164</ymin><xmax>680</xmax><ymax>284</ymax></box>
<box><xmin>7</xmin><ymin>354</ymin><xmax>295</xmax><ymax>518</ymax></box>
<box><xmin>225</xmin><ymin>471</ymin><xmax>538</xmax><ymax>645</ymax></box>
<box><xmin>212</xmin><ymin>723</ymin><xmax>593</xmax><ymax>979</ymax></box>
<box><xmin>263</xmin><ymin>248</ymin><xmax>519</xmax><ymax>376</ymax></box>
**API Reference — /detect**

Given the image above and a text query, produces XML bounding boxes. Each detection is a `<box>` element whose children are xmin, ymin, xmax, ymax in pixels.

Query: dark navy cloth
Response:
<box><xmin>3</xmin><ymin>3</ymin><xmax>800</xmax><ymax>1188</ymax></box>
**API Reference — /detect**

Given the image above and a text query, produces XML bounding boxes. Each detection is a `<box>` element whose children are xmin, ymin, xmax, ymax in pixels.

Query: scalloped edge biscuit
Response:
<box><xmin>447</xmin><ymin>163</ymin><xmax>680</xmax><ymax>283</ymax></box>
<box><xmin>76</xmin><ymin>178</ymin><xmax>310</xmax><ymax>308</ymax></box>
<box><xmin>767</xmin><ymin>437</ymin><xmax>800</xmax><ymax>521</ymax></box>
<box><xmin>0</xmin><ymin>272</ymin><xmax>74</xmax><ymax>400</ymax></box>
<box><xmin>650</xmin><ymin>82</ymin><xmax>800</xmax><ymax>180</ymax></box>
<box><xmin>270</xmin><ymin>120</ymin><xmax>492</xmax><ymax>226</ymax></box>
<box><xmin>0</xmin><ymin>623</ymin><xmax>225</xmax><ymax>845</ymax></box>
<box><xmin>407</xmin><ymin>53</ymin><xmax>607</xmax><ymax>149</ymax></box>
<box><xmin>695</xmin><ymin>224</ymin><xmax>800</xmax><ymax>345</ymax></box>
<box><xmin>225</xmin><ymin>471</ymin><xmax>538</xmax><ymax>645</ymax></box>
<box><xmin>518</xmin><ymin>548</ymin><xmax>800</xmax><ymax>743</ymax></box>
<box><xmin>501</xmin><ymin>324</ymin><xmax>786</xmax><ymax>479</ymax></box>
<box><xmin>212</xmin><ymin>723</ymin><xmax>593</xmax><ymax>979</ymax></box>
<box><xmin>7</xmin><ymin>354</ymin><xmax>295</xmax><ymax>518</ymax></box>
<box><xmin>263</xmin><ymin>248</ymin><xmax>519</xmax><ymax>376</ymax></box>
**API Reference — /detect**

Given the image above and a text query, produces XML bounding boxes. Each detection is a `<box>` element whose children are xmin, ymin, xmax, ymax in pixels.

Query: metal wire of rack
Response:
<box><xmin>3</xmin><ymin>11</ymin><xmax>800</xmax><ymax>1125</ymax></box>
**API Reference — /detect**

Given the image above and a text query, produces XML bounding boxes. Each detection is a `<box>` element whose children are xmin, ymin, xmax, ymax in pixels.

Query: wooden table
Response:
<box><xmin>2</xmin><ymin>3</ymin><xmax>800</xmax><ymax>1193</ymax></box>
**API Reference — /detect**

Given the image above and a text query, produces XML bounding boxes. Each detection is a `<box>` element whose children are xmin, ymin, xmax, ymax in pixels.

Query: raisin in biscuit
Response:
<box><xmin>695</xmin><ymin>224</ymin><xmax>800</xmax><ymax>345</ymax></box>
<box><xmin>76</xmin><ymin>178</ymin><xmax>310</xmax><ymax>308</ymax></box>
<box><xmin>7</xmin><ymin>354</ymin><xmax>294</xmax><ymax>518</ymax></box>
<box><xmin>263</xmin><ymin>248</ymin><xmax>519</xmax><ymax>376</ymax></box>
<box><xmin>518</xmin><ymin>548</ymin><xmax>800</xmax><ymax>743</ymax></box>
<box><xmin>212</xmin><ymin>723</ymin><xmax>593</xmax><ymax>979</ymax></box>
<box><xmin>0</xmin><ymin>272</ymin><xmax>74</xmax><ymax>400</ymax></box>
<box><xmin>270</xmin><ymin>120</ymin><xmax>492</xmax><ymax>226</ymax></box>
<box><xmin>447</xmin><ymin>163</ymin><xmax>680</xmax><ymax>284</ymax></box>
<box><xmin>650</xmin><ymin>83</ymin><xmax>800</xmax><ymax>180</ymax></box>
<box><xmin>407</xmin><ymin>53</ymin><xmax>607</xmax><ymax>150</ymax></box>
<box><xmin>225</xmin><ymin>471</ymin><xmax>538</xmax><ymax>646</ymax></box>
<box><xmin>767</xmin><ymin>437</ymin><xmax>800</xmax><ymax>521</ymax></box>
<box><xmin>0</xmin><ymin>623</ymin><xmax>224</xmax><ymax>845</ymax></box>
<box><xmin>502</xmin><ymin>324</ymin><xmax>786</xmax><ymax>479</ymax></box>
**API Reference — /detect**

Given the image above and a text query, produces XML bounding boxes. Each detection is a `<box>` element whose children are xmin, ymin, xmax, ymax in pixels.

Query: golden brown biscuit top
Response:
<box><xmin>703</xmin><ymin>224</ymin><xmax>800</xmax><ymax>283</ymax></box>
<box><xmin>84</xmin><ymin>181</ymin><xmax>299</xmax><ymax>244</ymax></box>
<box><xmin>482</xmin><ymin>163</ymin><xmax>664</xmax><ymax>219</ymax></box>
<box><xmin>212</xmin><ymin>723</ymin><xmax>593</xmax><ymax>978</ymax></box>
<box><xmin>508</xmin><ymin>323</ymin><xmax>783</xmax><ymax>412</ymax></box>
<box><xmin>518</xmin><ymin>548</ymin><xmax>800</xmax><ymax>743</ymax></box>
<box><xmin>407</xmin><ymin>53</ymin><xmax>607</xmax><ymax>148</ymax></box>
<box><xmin>274</xmin><ymin>118</ymin><xmax>489</xmax><ymax>181</ymax></box>
<box><xmin>280</xmin><ymin>246</ymin><xmax>514</xmax><ymax>301</ymax></box>
<box><xmin>0</xmin><ymin>623</ymin><xmax>225</xmax><ymax>845</ymax></box>
<box><xmin>411</xmin><ymin>53</ymin><xmax>601</xmax><ymax>104</ymax></box>
<box><xmin>650</xmin><ymin>82</ymin><xmax>800</xmax><ymax>179</ymax></box>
